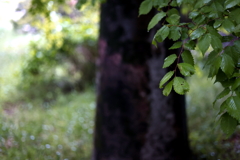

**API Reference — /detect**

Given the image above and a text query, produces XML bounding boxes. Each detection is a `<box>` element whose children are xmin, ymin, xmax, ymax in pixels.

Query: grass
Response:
<box><xmin>0</xmin><ymin>90</ymin><xmax>95</xmax><ymax>160</ymax></box>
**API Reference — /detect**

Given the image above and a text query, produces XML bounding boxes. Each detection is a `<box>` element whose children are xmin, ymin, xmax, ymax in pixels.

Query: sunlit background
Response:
<box><xmin>0</xmin><ymin>0</ymin><xmax>239</xmax><ymax>160</ymax></box>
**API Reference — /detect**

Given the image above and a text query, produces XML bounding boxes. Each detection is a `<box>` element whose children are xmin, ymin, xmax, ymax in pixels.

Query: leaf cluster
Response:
<box><xmin>139</xmin><ymin>0</ymin><xmax>240</xmax><ymax>137</ymax></box>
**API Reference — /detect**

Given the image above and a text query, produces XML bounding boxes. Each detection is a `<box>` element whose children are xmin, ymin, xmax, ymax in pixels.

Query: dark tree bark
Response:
<box><xmin>93</xmin><ymin>0</ymin><xmax>190</xmax><ymax>160</ymax></box>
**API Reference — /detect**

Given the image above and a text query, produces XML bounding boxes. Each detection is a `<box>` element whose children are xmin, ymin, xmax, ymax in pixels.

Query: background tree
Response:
<box><xmin>93</xmin><ymin>0</ymin><xmax>190</xmax><ymax>159</ymax></box>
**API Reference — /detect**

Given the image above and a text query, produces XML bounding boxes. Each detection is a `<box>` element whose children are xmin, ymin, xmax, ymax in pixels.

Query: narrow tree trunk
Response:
<box><xmin>93</xmin><ymin>0</ymin><xmax>190</xmax><ymax>159</ymax></box>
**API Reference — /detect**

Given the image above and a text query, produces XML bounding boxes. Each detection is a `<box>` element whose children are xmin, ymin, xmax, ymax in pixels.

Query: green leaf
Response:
<box><xmin>169</xmin><ymin>41</ymin><xmax>182</xmax><ymax>50</ymax></box>
<box><xmin>232</xmin><ymin>78</ymin><xmax>240</xmax><ymax>91</ymax></box>
<box><xmin>234</xmin><ymin>24</ymin><xmax>240</xmax><ymax>33</ymax></box>
<box><xmin>209</xmin><ymin>2</ymin><xmax>224</xmax><ymax>18</ymax></box>
<box><xmin>234</xmin><ymin>40</ymin><xmax>240</xmax><ymax>52</ymax></box>
<box><xmin>200</xmin><ymin>6</ymin><xmax>212</xmax><ymax>13</ymax></box>
<box><xmin>159</xmin><ymin>71</ymin><xmax>174</xmax><ymax>88</ymax></box>
<box><xmin>219</xmin><ymin>100</ymin><xmax>228</xmax><ymax>113</ymax></box>
<box><xmin>191</xmin><ymin>27</ymin><xmax>206</xmax><ymax>40</ymax></box>
<box><xmin>181</xmin><ymin>50</ymin><xmax>194</xmax><ymax>66</ymax></box>
<box><xmin>170</xmin><ymin>0</ymin><xmax>178</xmax><ymax>7</ymax></box>
<box><xmin>213</xmin><ymin>19</ymin><xmax>223</xmax><ymax>28</ymax></box>
<box><xmin>184</xmin><ymin>40</ymin><xmax>196</xmax><ymax>50</ymax></box>
<box><xmin>225</xmin><ymin>46</ymin><xmax>240</xmax><ymax>65</ymax></box>
<box><xmin>213</xmin><ymin>88</ymin><xmax>231</xmax><ymax>105</ymax></box>
<box><xmin>163</xmin><ymin>80</ymin><xmax>173</xmax><ymax>96</ymax></box>
<box><xmin>163</xmin><ymin>54</ymin><xmax>177</xmax><ymax>68</ymax></box>
<box><xmin>233</xmin><ymin>72</ymin><xmax>240</xmax><ymax>78</ymax></box>
<box><xmin>181</xmin><ymin>27</ymin><xmax>189</xmax><ymax>40</ymax></box>
<box><xmin>221</xmin><ymin>54</ymin><xmax>235</xmax><ymax>78</ymax></box>
<box><xmin>188</xmin><ymin>23</ymin><xmax>195</xmax><ymax>29</ymax></box>
<box><xmin>173</xmin><ymin>77</ymin><xmax>189</xmax><ymax>95</ymax></box>
<box><xmin>212</xmin><ymin>1</ymin><xmax>224</xmax><ymax>12</ymax></box>
<box><xmin>222</xmin><ymin>19</ymin><xmax>235</xmax><ymax>33</ymax></box>
<box><xmin>152</xmin><ymin>39</ymin><xmax>157</xmax><ymax>47</ymax></box>
<box><xmin>139</xmin><ymin>0</ymin><xmax>153</xmax><ymax>15</ymax></box>
<box><xmin>193</xmin><ymin>14</ymin><xmax>205</xmax><ymax>25</ymax></box>
<box><xmin>229</xmin><ymin>8</ymin><xmax>240</xmax><ymax>24</ymax></box>
<box><xmin>189</xmin><ymin>11</ymin><xmax>199</xmax><ymax>19</ymax></box>
<box><xmin>220</xmin><ymin>112</ymin><xmax>237</xmax><ymax>137</ymax></box>
<box><xmin>153</xmin><ymin>0</ymin><xmax>168</xmax><ymax>8</ymax></box>
<box><xmin>204</xmin><ymin>50</ymin><xmax>218</xmax><ymax>68</ymax></box>
<box><xmin>215</xmin><ymin>69</ymin><xmax>228</xmax><ymax>83</ymax></box>
<box><xmin>194</xmin><ymin>0</ymin><xmax>212</xmax><ymax>9</ymax></box>
<box><xmin>226</xmin><ymin>96</ymin><xmax>240</xmax><ymax>121</ymax></box>
<box><xmin>225</xmin><ymin>0</ymin><xmax>240</xmax><ymax>9</ymax></box>
<box><xmin>177</xmin><ymin>63</ymin><xmax>195</xmax><ymax>76</ymax></box>
<box><xmin>168</xmin><ymin>26</ymin><xmax>181</xmax><ymax>41</ymax></box>
<box><xmin>211</xmin><ymin>35</ymin><xmax>222</xmax><ymax>51</ymax></box>
<box><xmin>148</xmin><ymin>12</ymin><xmax>166</xmax><ymax>31</ymax></box>
<box><xmin>154</xmin><ymin>25</ymin><xmax>170</xmax><ymax>42</ymax></box>
<box><xmin>166</xmin><ymin>14</ymin><xmax>180</xmax><ymax>25</ymax></box>
<box><xmin>166</xmin><ymin>8</ymin><xmax>180</xmax><ymax>25</ymax></box>
<box><xmin>207</xmin><ymin>25</ymin><xmax>222</xmax><ymax>39</ymax></box>
<box><xmin>197</xmin><ymin>33</ymin><xmax>211</xmax><ymax>55</ymax></box>
<box><xmin>208</xmin><ymin>56</ymin><xmax>222</xmax><ymax>78</ymax></box>
<box><xmin>167</xmin><ymin>8</ymin><xmax>179</xmax><ymax>16</ymax></box>
<box><xmin>176</xmin><ymin>0</ymin><xmax>183</xmax><ymax>5</ymax></box>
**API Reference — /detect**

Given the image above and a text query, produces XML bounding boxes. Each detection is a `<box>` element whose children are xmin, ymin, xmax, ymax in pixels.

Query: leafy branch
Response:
<box><xmin>139</xmin><ymin>0</ymin><xmax>240</xmax><ymax>137</ymax></box>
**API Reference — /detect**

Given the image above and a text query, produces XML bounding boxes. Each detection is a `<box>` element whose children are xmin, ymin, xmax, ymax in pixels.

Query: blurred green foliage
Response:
<box><xmin>187</xmin><ymin>64</ymin><xmax>240</xmax><ymax>160</ymax></box>
<box><xmin>0</xmin><ymin>27</ymin><xmax>95</xmax><ymax>160</ymax></box>
<box><xmin>16</xmin><ymin>1</ymin><xmax>99</xmax><ymax>101</ymax></box>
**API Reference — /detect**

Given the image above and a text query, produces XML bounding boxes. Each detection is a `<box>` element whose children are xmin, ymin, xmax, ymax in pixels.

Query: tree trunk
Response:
<box><xmin>93</xmin><ymin>0</ymin><xmax>190</xmax><ymax>159</ymax></box>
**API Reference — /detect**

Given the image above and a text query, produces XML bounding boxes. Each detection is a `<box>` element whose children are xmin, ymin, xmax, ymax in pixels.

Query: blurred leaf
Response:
<box><xmin>148</xmin><ymin>12</ymin><xmax>166</xmax><ymax>31</ymax></box>
<box><xmin>226</xmin><ymin>96</ymin><xmax>240</xmax><ymax>121</ymax></box>
<box><xmin>232</xmin><ymin>78</ymin><xmax>240</xmax><ymax>91</ymax></box>
<box><xmin>181</xmin><ymin>50</ymin><xmax>194</xmax><ymax>66</ymax></box>
<box><xmin>221</xmin><ymin>54</ymin><xmax>235</xmax><ymax>78</ymax></box>
<box><xmin>222</xmin><ymin>19</ymin><xmax>235</xmax><ymax>32</ymax></box>
<box><xmin>173</xmin><ymin>77</ymin><xmax>189</xmax><ymax>95</ymax></box>
<box><xmin>163</xmin><ymin>80</ymin><xmax>173</xmax><ymax>96</ymax></box>
<box><xmin>177</xmin><ymin>63</ymin><xmax>195</xmax><ymax>76</ymax></box>
<box><xmin>213</xmin><ymin>88</ymin><xmax>230</xmax><ymax>106</ymax></box>
<box><xmin>191</xmin><ymin>28</ymin><xmax>206</xmax><ymax>40</ymax></box>
<box><xmin>211</xmin><ymin>35</ymin><xmax>222</xmax><ymax>51</ymax></box>
<box><xmin>159</xmin><ymin>71</ymin><xmax>174</xmax><ymax>88</ymax></box>
<box><xmin>168</xmin><ymin>26</ymin><xmax>181</xmax><ymax>41</ymax></box>
<box><xmin>169</xmin><ymin>41</ymin><xmax>182</xmax><ymax>49</ymax></box>
<box><xmin>139</xmin><ymin>0</ymin><xmax>153</xmax><ymax>15</ymax></box>
<box><xmin>224</xmin><ymin>0</ymin><xmax>240</xmax><ymax>9</ymax></box>
<box><xmin>163</xmin><ymin>54</ymin><xmax>177</xmax><ymax>68</ymax></box>
<box><xmin>220</xmin><ymin>112</ymin><xmax>237</xmax><ymax>137</ymax></box>
<box><xmin>198</xmin><ymin>33</ymin><xmax>211</xmax><ymax>56</ymax></box>
<box><xmin>154</xmin><ymin>25</ymin><xmax>170</xmax><ymax>42</ymax></box>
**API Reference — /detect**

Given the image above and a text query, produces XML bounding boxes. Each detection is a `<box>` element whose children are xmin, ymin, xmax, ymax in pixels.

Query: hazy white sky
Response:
<box><xmin>0</xmin><ymin>0</ymin><xmax>25</xmax><ymax>30</ymax></box>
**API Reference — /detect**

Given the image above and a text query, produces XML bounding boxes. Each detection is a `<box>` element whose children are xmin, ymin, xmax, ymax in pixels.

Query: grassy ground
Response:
<box><xmin>0</xmin><ymin>30</ymin><xmax>95</xmax><ymax>160</ymax></box>
<box><xmin>0</xmin><ymin>90</ymin><xmax>95</xmax><ymax>160</ymax></box>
